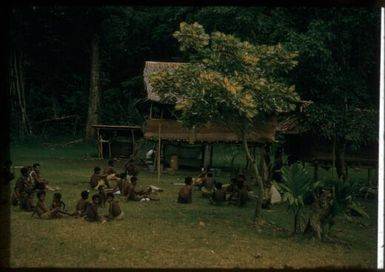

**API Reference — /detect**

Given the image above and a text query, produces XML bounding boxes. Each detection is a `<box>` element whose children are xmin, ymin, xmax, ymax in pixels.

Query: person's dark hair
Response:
<box><xmin>92</xmin><ymin>194</ymin><xmax>100</xmax><ymax>201</ymax></box>
<box><xmin>130</xmin><ymin>176</ymin><xmax>138</xmax><ymax>183</ymax></box>
<box><xmin>108</xmin><ymin>159</ymin><xmax>114</xmax><ymax>166</ymax></box>
<box><xmin>94</xmin><ymin>166</ymin><xmax>101</xmax><ymax>173</ymax></box>
<box><xmin>238</xmin><ymin>174</ymin><xmax>246</xmax><ymax>181</ymax></box>
<box><xmin>106</xmin><ymin>192</ymin><xmax>114</xmax><ymax>199</ymax></box>
<box><xmin>237</xmin><ymin>179</ymin><xmax>245</xmax><ymax>189</ymax></box>
<box><xmin>33</xmin><ymin>163</ymin><xmax>40</xmax><ymax>168</ymax></box>
<box><xmin>81</xmin><ymin>190</ymin><xmax>89</xmax><ymax>199</ymax></box>
<box><xmin>37</xmin><ymin>191</ymin><xmax>46</xmax><ymax>198</ymax></box>
<box><xmin>20</xmin><ymin>167</ymin><xmax>29</xmax><ymax>176</ymax></box>
<box><xmin>118</xmin><ymin>173</ymin><xmax>126</xmax><ymax>179</ymax></box>
<box><xmin>53</xmin><ymin>192</ymin><xmax>62</xmax><ymax>200</ymax></box>
<box><xmin>207</xmin><ymin>172</ymin><xmax>213</xmax><ymax>178</ymax></box>
<box><xmin>215</xmin><ymin>182</ymin><xmax>223</xmax><ymax>189</ymax></box>
<box><xmin>185</xmin><ymin>176</ymin><xmax>193</xmax><ymax>185</ymax></box>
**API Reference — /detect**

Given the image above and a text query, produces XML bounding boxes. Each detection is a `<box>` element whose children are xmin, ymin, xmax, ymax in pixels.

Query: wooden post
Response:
<box><xmin>209</xmin><ymin>144</ymin><xmax>214</xmax><ymax>168</ymax></box>
<box><xmin>332</xmin><ymin>135</ymin><xmax>336</xmax><ymax>178</ymax></box>
<box><xmin>157</xmin><ymin>123</ymin><xmax>161</xmax><ymax>182</ymax></box>
<box><xmin>97</xmin><ymin>128</ymin><xmax>101</xmax><ymax>159</ymax></box>
<box><xmin>313</xmin><ymin>161</ymin><xmax>319</xmax><ymax>182</ymax></box>
<box><xmin>203</xmin><ymin>144</ymin><xmax>210</xmax><ymax>169</ymax></box>
<box><xmin>368</xmin><ymin>168</ymin><xmax>373</xmax><ymax>186</ymax></box>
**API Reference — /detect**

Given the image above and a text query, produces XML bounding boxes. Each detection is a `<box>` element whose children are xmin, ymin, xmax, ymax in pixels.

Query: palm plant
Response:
<box><xmin>275</xmin><ymin>163</ymin><xmax>312</xmax><ymax>234</ymax></box>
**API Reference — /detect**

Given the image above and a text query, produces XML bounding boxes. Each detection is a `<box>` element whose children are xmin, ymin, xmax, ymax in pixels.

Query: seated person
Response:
<box><xmin>112</xmin><ymin>173</ymin><xmax>129</xmax><ymax>194</ymax></box>
<box><xmin>234</xmin><ymin>179</ymin><xmax>249</xmax><ymax>207</ymax></box>
<box><xmin>193</xmin><ymin>167</ymin><xmax>208</xmax><ymax>187</ymax></box>
<box><xmin>209</xmin><ymin>182</ymin><xmax>226</xmax><ymax>205</ymax></box>
<box><xmin>73</xmin><ymin>190</ymin><xmax>90</xmax><ymax>217</ymax></box>
<box><xmin>178</xmin><ymin>177</ymin><xmax>193</xmax><ymax>204</ymax></box>
<box><xmin>106</xmin><ymin>193</ymin><xmax>124</xmax><ymax>220</ymax></box>
<box><xmin>227</xmin><ymin>178</ymin><xmax>240</xmax><ymax>205</ymax></box>
<box><xmin>237</xmin><ymin>174</ymin><xmax>252</xmax><ymax>191</ymax></box>
<box><xmin>121</xmin><ymin>175</ymin><xmax>133</xmax><ymax>197</ymax></box>
<box><xmin>51</xmin><ymin>192</ymin><xmax>71</xmax><ymax>216</ymax></box>
<box><xmin>126</xmin><ymin>177</ymin><xmax>151</xmax><ymax>201</ymax></box>
<box><xmin>32</xmin><ymin>191</ymin><xmax>62</xmax><ymax>219</ymax></box>
<box><xmin>90</xmin><ymin>166</ymin><xmax>109</xmax><ymax>189</ymax></box>
<box><xmin>97</xmin><ymin>185</ymin><xmax>106</xmax><ymax>208</ymax></box>
<box><xmin>84</xmin><ymin>194</ymin><xmax>106</xmax><ymax>223</ymax></box>
<box><xmin>30</xmin><ymin>163</ymin><xmax>59</xmax><ymax>192</ymax></box>
<box><xmin>103</xmin><ymin>159</ymin><xmax>121</xmax><ymax>188</ymax></box>
<box><xmin>11</xmin><ymin>167</ymin><xmax>29</xmax><ymax>206</ymax></box>
<box><xmin>201</xmin><ymin>172</ymin><xmax>216</xmax><ymax>197</ymax></box>
<box><xmin>125</xmin><ymin>159</ymin><xmax>138</xmax><ymax>178</ymax></box>
<box><xmin>1</xmin><ymin>160</ymin><xmax>15</xmax><ymax>185</ymax></box>
<box><xmin>19</xmin><ymin>187</ymin><xmax>35</xmax><ymax>212</ymax></box>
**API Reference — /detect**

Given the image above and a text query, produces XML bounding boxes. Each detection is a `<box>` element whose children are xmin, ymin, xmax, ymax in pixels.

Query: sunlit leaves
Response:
<box><xmin>150</xmin><ymin>22</ymin><xmax>301</xmax><ymax>128</ymax></box>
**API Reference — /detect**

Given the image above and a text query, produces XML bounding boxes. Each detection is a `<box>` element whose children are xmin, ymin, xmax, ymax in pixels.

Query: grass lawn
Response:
<box><xmin>9</xmin><ymin>141</ymin><xmax>377</xmax><ymax>268</ymax></box>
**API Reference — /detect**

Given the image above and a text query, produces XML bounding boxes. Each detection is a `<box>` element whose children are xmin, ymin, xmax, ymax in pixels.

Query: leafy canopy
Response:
<box><xmin>150</xmin><ymin>22</ymin><xmax>301</xmax><ymax>130</ymax></box>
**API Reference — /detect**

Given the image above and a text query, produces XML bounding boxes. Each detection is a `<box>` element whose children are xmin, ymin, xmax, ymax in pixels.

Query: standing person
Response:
<box><xmin>145</xmin><ymin>147</ymin><xmax>156</xmax><ymax>172</ymax></box>
<box><xmin>178</xmin><ymin>177</ymin><xmax>193</xmax><ymax>204</ymax></box>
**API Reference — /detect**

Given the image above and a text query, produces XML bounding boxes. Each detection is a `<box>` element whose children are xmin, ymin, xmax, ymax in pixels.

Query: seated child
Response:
<box><xmin>51</xmin><ymin>192</ymin><xmax>71</xmax><ymax>217</ymax></box>
<box><xmin>192</xmin><ymin>167</ymin><xmax>208</xmax><ymax>187</ymax></box>
<box><xmin>126</xmin><ymin>177</ymin><xmax>150</xmax><ymax>201</ymax></box>
<box><xmin>32</xmin><ymin>191</ymin><xmax>61</xmax><ymax>219</ymax></box>
<box><xmin>90</xmin><ymin>166</ymin><xmax>109</xmax><ymax>189</ymax></box>
<box><xmin>201</xmin><ymin>172</ymin><xmax>216</xmax><ymax>197</ymax></box>
<box><xmin>97</xmin><ymin>185</ymin><xmax>106</xmax><ymax>208</ymax></box>
<box><xmin>84</xmin><ymin>194</ymin><xmax>106</xmax><ymax>223</ymax></box>
<box><xmin>11</xmin><ymin>167</ymin><xmax>32</xmax><ymax>209</ymax></box>
<box><xmin>106</xmin><ymin>193</ymin><xmax>124</xmax><ymax>220</ymax></box>
<box><xmin>178</xmin><ymin>177</ymin><xmax>193</xmax><ymax>204</ymax></box>
<box><xmin>209</xmin><ymin>182</ymin><xmax>226</xmax><ymax>205</ymax></box>
<box><xmin>73</xmin><ymin>190</ymin><xmax>90</xmax><ymax>217</ymax></box>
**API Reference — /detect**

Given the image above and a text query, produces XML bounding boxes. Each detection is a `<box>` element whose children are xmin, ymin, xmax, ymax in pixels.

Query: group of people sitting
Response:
<box><xmin>8</xmin><ymin>158</ymin><xmax>252</xmax><ymax>223</ymax></box>
<box><xmin>178</xmin><ymin>168</ymin><xmax>252</xmax><ymax>206</ymax></box>
<box><xmin>9</xmin><ymin>159</ymin><xmax>161</xmax><ymax>222</ymax></box>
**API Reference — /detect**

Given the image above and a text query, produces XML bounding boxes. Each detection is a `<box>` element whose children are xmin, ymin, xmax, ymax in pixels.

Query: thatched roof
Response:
<box><xmin>276</xmin><ymin>116</ymin><xmax>306</xmax><ymax>134</ymax></box>
<box><xmin>144</xmin><ymin>118</ymin><xmax>277</xmax><ymax>144</ymax></box>
<box><xmin>143</xmin><ymin>61</ymin><xmax>184</xmax><ymax>102</ymax></box>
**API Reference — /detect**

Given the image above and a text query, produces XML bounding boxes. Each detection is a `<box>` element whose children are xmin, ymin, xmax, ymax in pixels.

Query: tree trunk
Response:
<box><xmin>242</xmin><ymin>130</ymin><xmax>263</xmax><ymax>221</ymax></box>
<box><xmin>9</xmin><ymin>50</ymin><xmax>32</xmax><ymax>137</ymax></box>
<box><xmin>335</xmin><ymin>139</ymin><xmax>347</xmax><ymax>182</ymax></box>
<box><xmin>85</xmin><ymin>34</ymin><xmax>101</xmax><ymax>142</ymax></box>
<box><xmin>272</xmin><ymin>147</ymin><xmax>283</xmax><ymax>182</ymax></box>
<box><xmin>294</xmin><ymin>209</ymin><xmax>300</xmax><ymax>234</ymax></box>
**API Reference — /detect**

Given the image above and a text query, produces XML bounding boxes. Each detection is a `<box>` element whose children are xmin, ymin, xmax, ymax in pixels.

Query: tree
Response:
<box><xmin>150</xmin><ymin>22</ymin><xmax>301</xmax><ymax>220</ymax></box>
<box><xmin>284</xmin><ymin>9</ymin><xmax>379</xmax><ymax>180</ymax></box>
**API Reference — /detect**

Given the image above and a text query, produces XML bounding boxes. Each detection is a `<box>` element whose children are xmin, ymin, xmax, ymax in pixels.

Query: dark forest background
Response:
<box><xmin>8</xmin><ymin>7</ymin><xmax>381</xmax><ymax>145</ymax></box>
